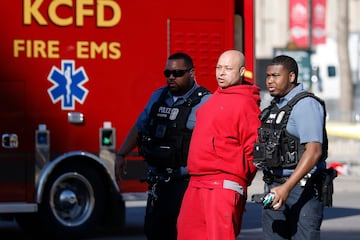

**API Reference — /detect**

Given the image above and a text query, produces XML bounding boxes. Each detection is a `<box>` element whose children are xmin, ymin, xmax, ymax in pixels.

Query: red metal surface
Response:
<box><xmin>0</xmin><ymin>0</ymin><xmax>254</xmax><ymax>201</ymax></box>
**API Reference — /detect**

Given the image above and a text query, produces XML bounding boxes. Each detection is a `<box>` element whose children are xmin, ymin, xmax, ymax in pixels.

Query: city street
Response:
<box><xmin>1</xmin><ymin>166</ymin><xmax>359</xmax><ymax>240</ymax></box>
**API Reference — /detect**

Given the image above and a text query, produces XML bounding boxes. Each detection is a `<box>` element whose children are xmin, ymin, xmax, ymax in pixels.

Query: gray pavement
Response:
<box><xmin>1</xmin><ymin>165</ymin><xmax>359</xmax><ymax>240</ymax></box>
<box><xmin>118</xmin><ymin>165</ymin><xmax>360</xmax><ymax>240</ymax></box>
<box><xmin>98</xmin><ymin>165</ymin><xmax>360</xmax><ymax>240</ymax></box>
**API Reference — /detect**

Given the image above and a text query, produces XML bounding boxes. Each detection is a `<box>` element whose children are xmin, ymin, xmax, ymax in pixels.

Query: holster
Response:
<box><xmin>319</xmin><ymin>167</ymin><xmax>337</xmax><ymax>207</ymax></box>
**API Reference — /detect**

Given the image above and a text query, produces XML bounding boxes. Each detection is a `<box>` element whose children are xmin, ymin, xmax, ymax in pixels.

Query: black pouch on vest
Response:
<box><xmin>253</xmin><ymin>142</ymin><xmax>266</xmax><ymax>168</ymax></box>
<box><xmin>139</xmin><ymin>137</ymin><xmax>177</xmax><ymax>168</ymax></box>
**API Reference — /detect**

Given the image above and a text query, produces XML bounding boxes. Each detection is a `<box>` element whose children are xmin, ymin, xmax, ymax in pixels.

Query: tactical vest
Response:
<box><xmin>138</xmin><ymin>86</ymin><xmax>210</xmax><ymax>169</ymax></box>
<box><xmin>253</xmin><ymin>92</ymin><xmax>328</xmax><ymax>169</ymax></box>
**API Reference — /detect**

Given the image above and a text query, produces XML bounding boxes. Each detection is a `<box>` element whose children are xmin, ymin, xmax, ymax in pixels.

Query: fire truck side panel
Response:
<box><xmin>0</xmin><ymin>81</ymin><xmax>35</xmax><ymax>202</ymax></box>
<box><xmin>0</xmin><ymin>0</ymin><xmax>254</xmax><ymax>238</ymax></box>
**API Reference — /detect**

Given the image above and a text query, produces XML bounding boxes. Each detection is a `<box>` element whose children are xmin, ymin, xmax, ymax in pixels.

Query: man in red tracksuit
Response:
<box><xmin>177</xmin><ymin>50</ymin><xmax>261</xmax><ymax>240</ymax></box>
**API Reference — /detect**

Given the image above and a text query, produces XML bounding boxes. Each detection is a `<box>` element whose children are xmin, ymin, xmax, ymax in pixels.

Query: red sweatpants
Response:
<box><xmin>177</xmin><ymin>179</ymin><xmax>246</xmax><ymax>240</ymax></box>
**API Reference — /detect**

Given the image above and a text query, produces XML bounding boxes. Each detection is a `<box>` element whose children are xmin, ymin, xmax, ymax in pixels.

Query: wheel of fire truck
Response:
<box><xmin>16</xmin><ymin>163</ymin><xmax>125</xmax><ymax>239</ymax></box>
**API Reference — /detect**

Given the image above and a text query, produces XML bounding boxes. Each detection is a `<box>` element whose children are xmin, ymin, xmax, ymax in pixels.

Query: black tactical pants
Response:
<box><xmin>144</xmin><ymin>178</ymin><xmax>189</xmax><ymax>240</ymax></box>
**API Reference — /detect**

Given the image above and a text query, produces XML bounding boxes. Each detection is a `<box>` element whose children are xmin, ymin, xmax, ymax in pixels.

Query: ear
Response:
<box><xmin>240</xmin><ymin>66</ymin><xmax>246</xmax><ymax>77</ymax></box>
<box><xmin>289</xmin><ymin>72</ymin><xmax>296</xmax><ymax>83</ymax></box>
<box><xmin>189</xmin><ymin>68</ymin><xmax>196</xmax><ymax>81</ymax></box>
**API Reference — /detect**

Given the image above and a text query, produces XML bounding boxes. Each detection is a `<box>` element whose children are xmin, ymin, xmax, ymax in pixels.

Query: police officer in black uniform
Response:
<box><xmin>115</xmin><ymin>52</ymin><xmax>210</xmax><ymax>240</ymax></box>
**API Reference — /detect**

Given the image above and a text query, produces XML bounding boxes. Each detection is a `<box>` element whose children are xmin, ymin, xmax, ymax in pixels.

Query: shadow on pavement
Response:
<box><xmin>324</xmin><ymin>206</ymin><xmax>360</xmax><ymax>220</ymax></box>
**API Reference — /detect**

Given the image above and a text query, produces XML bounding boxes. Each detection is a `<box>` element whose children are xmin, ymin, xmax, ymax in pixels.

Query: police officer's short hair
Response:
<box><xmin>168</xmin><ymin>52</ymin><xmax>194</xmax><ymax>69</ymax></box>
<box><xmin>271</xmin><ymin>55</ymin><xmax>298</xmax><ymax>83</ymax></box>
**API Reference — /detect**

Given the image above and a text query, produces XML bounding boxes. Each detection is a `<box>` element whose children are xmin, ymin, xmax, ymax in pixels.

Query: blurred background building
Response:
<box><xmin>255</xmin><ymin>0</ymin><xmax>360</xmax><ymax>164</ymax></box>
<box><xmin>254</xmin><ymin>0</ymin><xmax>360</xmax><ymax>123</ymax></box>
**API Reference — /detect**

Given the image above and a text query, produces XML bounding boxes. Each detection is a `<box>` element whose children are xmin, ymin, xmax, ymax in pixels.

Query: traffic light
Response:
<box><xmin>99</xmin><ymin>122</ymin><xmax>116</xmax><ymax>150</ymax></box>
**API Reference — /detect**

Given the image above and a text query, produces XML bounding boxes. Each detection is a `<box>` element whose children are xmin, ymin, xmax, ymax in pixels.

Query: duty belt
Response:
<box><xmin>264</xmin><ymin>172</ymin><xmax>313</xmax><ymax>187</ymax></box>
<box><xmin>141</xmin><ymin>168</ymin><xmax>189</xmax><ymax>184</ymax></box>
<box><xmin>272</xmin><ymin>176</ymin><xmax>289</xmax><ymax>184</ymax></box>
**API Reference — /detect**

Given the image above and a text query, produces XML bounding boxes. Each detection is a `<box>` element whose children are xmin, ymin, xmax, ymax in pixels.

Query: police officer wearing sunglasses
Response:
<box><xmin>115</xmin><ymin>52</ymin><xmax>211</xmax><ymax>240</ymax></box>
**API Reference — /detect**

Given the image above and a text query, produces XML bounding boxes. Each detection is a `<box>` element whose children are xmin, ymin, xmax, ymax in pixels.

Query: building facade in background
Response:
<box><xmin>255</xmin><ymin>0</ymin><xmax>360</xmax><ymax>103</ymax></box>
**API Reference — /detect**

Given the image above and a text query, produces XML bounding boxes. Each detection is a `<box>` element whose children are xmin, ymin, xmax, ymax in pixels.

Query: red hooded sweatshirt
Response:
<box><xmin>187</xmin><ymin>84</ymin><xmax>261</xmax><ymax>189</ymax></box>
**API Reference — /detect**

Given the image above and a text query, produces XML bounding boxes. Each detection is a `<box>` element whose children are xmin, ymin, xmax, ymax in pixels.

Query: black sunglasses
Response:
<box><xmin>163</xmin><ymin>69</ymin><xmax>191</xmax><ymax>78</ymax></box>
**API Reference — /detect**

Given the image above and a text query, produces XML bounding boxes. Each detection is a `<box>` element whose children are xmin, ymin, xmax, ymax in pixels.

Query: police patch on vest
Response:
<box><xmin>170</xmin><ymin>108</ymin><xmax>179</xmax><ymax>120</ymax></box>
<box><xmin>156</xmin><ymin>107</ymin><xmax>179</xmax><ymax>120</ymax></box>
<box><xmin>266</xmin><ymin>113</ymin><xmax>276</xmax><ymax>124</ymax></box>
<box><xmin>157</xmin><ymin>106</ymin><xmax>171</xmax><ymax>118</ymax></box>
<box><xmin>276</xmin><ymin>111</ymin><xmax>285</xmax><ymax>124</ymax></box>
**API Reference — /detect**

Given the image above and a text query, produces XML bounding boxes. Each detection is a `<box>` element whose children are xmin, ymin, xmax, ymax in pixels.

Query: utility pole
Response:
<box><xmin>309</xmin><ymin>0</ymin><xmax>313</xmax><ymax>50</ymax></box>
<box><xmin>337</xmin><ymin>1</ymin><xmax>353</xmax><ymax>122</ymax></box>
<box><xmin>309</xmin><ymin>0</ymin><xmax>313</xmax><ymax>91</ymax></box>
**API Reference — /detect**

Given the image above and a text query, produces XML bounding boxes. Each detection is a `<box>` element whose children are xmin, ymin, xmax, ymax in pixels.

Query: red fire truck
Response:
<box><xmin>0</xmin><ymin>0</ymin><xmax>255</xmax><ymax>238</ymax></box>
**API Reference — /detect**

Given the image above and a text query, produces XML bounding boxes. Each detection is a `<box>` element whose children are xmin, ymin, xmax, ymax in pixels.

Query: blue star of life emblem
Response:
<box><xmin>47</xmin><ymin>60</ymin><xmax>89</xmax><ymax>110</ymax></box>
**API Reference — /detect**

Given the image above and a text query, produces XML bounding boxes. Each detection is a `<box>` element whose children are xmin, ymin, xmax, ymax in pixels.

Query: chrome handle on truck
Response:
<box><xmin>68</xmin><ymin>112</ymin><xmax>85</xmax><ymax>124</ymax></box>
<box><xmin>2</xmin><ymin>133</ymin><xmax>19</xmax><ymax>148</ymax></box>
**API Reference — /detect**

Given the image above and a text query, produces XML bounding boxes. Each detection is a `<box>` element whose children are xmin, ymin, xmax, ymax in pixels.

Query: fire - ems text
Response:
<box><xmin>13</xmin><ymin>40</ymin><xmax>121</xmax><ymax>59</ymax></box>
